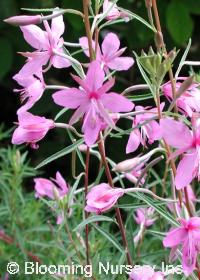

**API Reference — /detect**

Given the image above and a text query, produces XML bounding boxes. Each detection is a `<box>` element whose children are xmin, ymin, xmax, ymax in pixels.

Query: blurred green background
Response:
<box><xmin>1</xmin><ymin>0</ymin><xmax>200</xmax><ymax>176</ymax></box>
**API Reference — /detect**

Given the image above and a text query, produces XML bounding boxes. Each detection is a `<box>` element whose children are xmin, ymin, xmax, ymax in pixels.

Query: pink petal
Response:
<box><xmin>189</xmin><ymin>217</ymin><xmax>200</xmax><ymax>228</ymax></box>
<box><xmin>85</xmin><ymin>61</ymin><xmax>105</xmax><ymax>92</ymax></box>
<box><xmin>175</xmin><ymin>152</ymin><xmax>197</xmax><ymax>189</ymax></box>
<box><xmin>69</xmin><ymin>104</ymin><xmax>88</xmax><ymax>125</ymax></box>
<box><xmin>182</xmin><ymin>238</ymin><xmax>197</xmax><ymax>276</ymax></box>
<box><xmin>107</xmin><ymin>56</ymin><xmax>134</xmax><ymax>71</ymax></box>
<box><xmin>102</xmin><ymin>33</ymin><xmax>120</xmax><ymax>58</ymax></box>
<box><xmin>163</xmin><ymin>228</ymin><xmax>187</xmax><ymax>247</ymax></box>
<box><xmin>71</xmin><ymin>74</ymin><xmax>90</xmax><ymax>93</ymax></box>
<box><xmin>51</xmin><ymin>48</ymin><xmax>71</xmax><ymax>68</ymax></box>
<box><xmin>55</xmin><ymin>172</ymin><xmax>68</xmax><ymax>194</ymax></box>
<box><xmin>34</xmin><ymin>178</ymin><xmax>55</xmax><ymax>199</ymax></box>
<box><xmin>18</xmin><ymin>52</ymin><xmax>49</xmax><ymax>77</ymax></box>
<box><xmin>79</xmin><ymin>36</ymin><xmax>101</xmax><ymax>59</ymax></box>
<box><xmin>20</xmin><ymin>25</ymin><xmax>48</xmax><ymax>50</ymax></box>
<box><xmin>101</xmin><ymin>92</ymin><xmax>134</xmax><ymax>112</ymax></box>
<box><xmin>12</xmin><ymin>127</ymin><xmax>29</xmax><ymax>145</ymax></box>
<box><xmin>13</xmin><ymin>73</ymin><xmax>35</xmax><ymax>87</ymax></box>
<box><xmin>53</xmin><ymin>88</ymin><xmax>87</xmax><ymax>109</ymax></box>
<box><xmin>56</xmin><ymin>213</ymin><xmax>64</xmax><ymax>225</ymax></box>
<box><xmin>96</xmin><ymin>100</ymin><xmax>115</xmax><ymax>128</ymax></box>
<box><xmin>51</xmin><ymin>13</ymin><xmax>65</xmax><ymax>42</ymax></box>
<box><xmin>160</xmin><ymin>118</ymin><xmax>193</xmax><ymax>149</ymax></box>
<box><xmin>82</xmin><ymin>106</ymin><xmax>102</xmax><ymax>146</ymax></box>
<box><xmin>126</xmin><ymin>130</ymin><xmax>141</xmax><ymax>154</ymax></box>
<box><xmin>97</xmin><ymin>78</ymin><xmax>115</xmax><ymax>95</ymax></box>
<box><xmin>145</xmin><ymin>121</ymin><xmax>162</xmax><ymax>143</ymax></box>
<box><xmin>17</xmin><ymin>79</ymin><xmax>44</xmax><ymax>114</ymax></box>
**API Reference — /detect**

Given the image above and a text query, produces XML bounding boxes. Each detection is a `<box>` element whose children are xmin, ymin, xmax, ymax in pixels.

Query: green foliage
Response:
<box><xmin>166</xmin><ymin>0</ymin><xmax>194</xmax><ymax>45</ymax></box>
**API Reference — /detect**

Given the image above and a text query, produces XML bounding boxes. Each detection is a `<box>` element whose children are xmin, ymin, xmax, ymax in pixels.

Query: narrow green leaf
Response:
<box><xmin>73</xmin><ymin>215</ymin><xmax>117</xmax><ymax>232</ymax></box>
<box><xmin>132</xmin><ymin>192</ymin><xmax>179</xmax><ymax>227</ymax></box>
<box><xmin>35</xmin><ymin>139</ymin><xmax>84</xmax><ymax>169</ymax></box>
<box><xmin>175</xmin><ymin>39</ymin><xmax>192</xmax><ymax>78</ymax></box>
<box><xmin>119</xmin><ymin>7</ymin><xmax>156</xmax><ymax>32</ymax></box>
<box><xmin>129</xmin><ymin>93</ymin><xmax>154</xmax><ymax>102</ymax></box>
<box><xmin>133</xmin><ymin>51</ymin><xmax>154</xmax><ymax>95</ymax></box>
<box><xmin>68</xmin><ymin>173</ymin><xmax>84</xmax><ymax>206</ymax></box>
<box><xmin>93</xmin><ymin>224</ymin><xmax>124</xmax><ymax>253</ymax></box>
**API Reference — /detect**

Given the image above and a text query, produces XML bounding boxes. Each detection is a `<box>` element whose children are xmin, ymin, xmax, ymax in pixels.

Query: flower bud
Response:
<box><xmin>4</xmin><ymin>15</ymin><xmax>42</xmax><ymax>26</ymax></box>
<box><xmin>113</xmin><ymin>157</ymin><xmax>141</xmax><ymax>172</ymax></box>
<box><xmin>155</xmin><ymin>31</ymin><xmax>164</xmax><ymax>49</ymax></box>
<box><xmin>78</xmin><ymin>144</ymin><xmax>88</xmax><ymax>152</ymax></box>
<box><xmin>114</xmin><ymin>148</ymin><xmax>163</xmax><ymax>173</ymax></box>
<box><xmin>176</xmin><ymin>75</ymin><xmax>194</xmax><ymax>99</ymax></box>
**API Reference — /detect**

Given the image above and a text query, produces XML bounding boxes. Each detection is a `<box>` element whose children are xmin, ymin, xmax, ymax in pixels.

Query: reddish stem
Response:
<box><xmin>0</xmin><ymin>231</ymin><xmax>41</xmax><ymax>263</ymax></box>
<box><xmin>84</xmin><ymin>146</ymin><xmax>90</xmax><ymax>265</ymax></box>
<box><xmin>83</xmin><ymin>0</ymin><xmax>94</xmax><ymax>61</ymax></box>
<box><xmin>98</xmin><ymin>137</ymin><xmax>132</xmax><ymax>266</ymax></box>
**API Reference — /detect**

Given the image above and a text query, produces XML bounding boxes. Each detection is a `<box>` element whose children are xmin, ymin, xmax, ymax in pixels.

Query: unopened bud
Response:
<box><xmin>78</xmin><ymin>144</ymin><xmax>88</xmax><ymax>152</ymax></box>
<box><xmin>124</xmin><ymin>173</ymin><xmax>138</xmax><ymax>184</ymax></box>
<box><xmin>53</xmin><ymin>186</ymin><xmax>61</xmax><ymax>201</ymax></box>
<box><xmin>155</xmin><ymin>32</ymin><xmax>164</xmax><ymax>49</ymax></box>
<box><xmin>113</xmin><ymin>157</ymin><xmax>141</xmax><ymax>172</ymax></box>
<box><xmin>113</xmin><ymin>148</ymin><xmax>164</xmax><ymax>173</ymax></box>
<box><xmin>166</xmin><ymin>49</ymin><xmax>177</xmax><ymax>61</ymax></box>
<box><xmin>176</xmin><ymin>75</ymin><xmax>194</xmax><ymax>99</ymax></box>
<box><xmin>4</xmin><ymin>15</ymin><xmax>42</xmax><ymax>26</ymax></box>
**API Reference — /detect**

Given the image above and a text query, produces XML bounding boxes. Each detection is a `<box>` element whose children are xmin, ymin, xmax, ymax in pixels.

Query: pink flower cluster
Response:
<box><xmin>6</xmin><ymin>3</ymin><xmax>200</xmax><ymax>277</ymax></box>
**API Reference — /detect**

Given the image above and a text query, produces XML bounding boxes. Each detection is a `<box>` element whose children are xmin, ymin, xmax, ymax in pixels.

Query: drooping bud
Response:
<box><xmin>155</xmin><ymin>31</ymin><xmax>164</xmax><ymax>49</ymax></box>
<box><xmin>113</xmin><ymin>157</ymin><xmax>142</xmax><ymax>172</ymax></box>
<box><xmin>4</xmin><ymin>15</ymin><xmax>42</xmax><ymax>26</ymax></box>
<box><xmin>113</xmin><ymin>148</ymin><xmax>164</xmax><ymax>173</ymax></box>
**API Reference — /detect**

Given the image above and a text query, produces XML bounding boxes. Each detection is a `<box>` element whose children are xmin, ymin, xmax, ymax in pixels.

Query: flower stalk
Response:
<box><xmin>98</xmin><ymin>135</ymin><xmax>133</xmax><ymax>266</ymax></box>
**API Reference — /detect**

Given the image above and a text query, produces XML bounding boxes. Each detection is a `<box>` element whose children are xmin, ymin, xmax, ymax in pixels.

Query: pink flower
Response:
<box><xmin>160</xmin><ymin>115</ymin><xmax>200</xmax><ymax>189</ymax></box>
<box><xmin>134</xmin><ymin>208</ymin><xmax>156</xmax><ymax>245</ymax></box>
<box><xmin>103</xmin><ymin>0</ymin><xmax>130</xmax><ymax>21</ymax></box>
<box><xmin>17</xmin><ymin>12</ymin><xmax>70</xmax><ymax>77</ymax></box>
<box><xmin>129</xmin><ymin>266</ymin><xmax>164</xmax><ymax>280</ymax></box>
<box><xmin>134</xmin><ymin>208</ymin><xmax>156</xmax><ymax>227</ymax></box>
<box><xmin>85</xmin><ymin>183</ymin><xmax>124</xmax><ymax>214</ymax></box>
<box><xmin>53</xmin><ymin>60</ymin><xmax>134</xmax><ymax>146</ymax></box>
<box><xmin>162</xmin><ymin>79</ymin><xmax>200</xmax><ymax>117</ymax></box>
<box><xmin>126</xmin><ymin>104</ymin><xmax>164</xmax><ymax>154</ymax></box>
<box><xmin>79</xmin><ymin>33</ymin><xmax>134</xmax><ymax>72</ymax></box>
<box><xmin>12</xmin><ymin>112</ymin><xmax>54</xmax><ymax>149</ymax></box>
<box><xmin>34</xmin><ymin>171</ymin><xmax>69</xmax><ymax>200</ymax></box>
<box><xmin>163</xmin><ymin>217</ymin><xmax>200</xmax><ymax>276</ymax></box>
<box><xmin>13</xmin><ymin>72</ymin><xmax>45</xmax><ymax>114</ymax></box>
<box><xmin>4</xmin><ymin>15</ymin><xmax>42</xmax><ymax>26</ymax></box>
<box><xmin>34</xmin><ymin>172</ymin><xmax>69</xmax><ymax>225</ymax></box>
